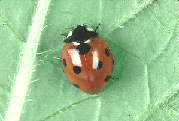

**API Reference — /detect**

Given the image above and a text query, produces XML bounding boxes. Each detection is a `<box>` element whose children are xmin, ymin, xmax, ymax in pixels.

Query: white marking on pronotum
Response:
<box><xmin>67</xmin><ymin>31</ymin><xmax>72</xmax><ymax>37</ymax></box>
<box><xmin>4</xmin><ymin>0</ymin><xmax>51</xmax><ymax>121</ymax></box>
<box><xmin>72</xmin><ymin>42</ymin><xmax>80</xmax><ymax>46</ymax></box>
<box><xmin>84</xmin><ymin>39</ymin><xmax>91</xmax><ymax>43</ymax></box>
<box><xmin>87</xmin><ymin>27</ymin><xmax>94</xmax><ymax>31</ymax></box>
<box><xmin>92</xmin><ymin>51</ymin><xmax>99</xmax><ymax>69</ymax></box>
<box><xmin>68</xmin><ymin>49</ymin><xmax>82</xmax><ymax>66</ymax></box>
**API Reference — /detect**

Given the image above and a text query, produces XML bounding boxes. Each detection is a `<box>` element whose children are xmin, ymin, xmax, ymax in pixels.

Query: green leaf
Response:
<box><xmin>0</xmin><ymin>0</ymin><xmax>178</xmax><ymax>121</ymax></box>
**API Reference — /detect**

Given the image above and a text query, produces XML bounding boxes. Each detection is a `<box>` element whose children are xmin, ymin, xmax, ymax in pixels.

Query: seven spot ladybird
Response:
<box><xmin>61</xmin><ymin>25</ymin><xmax>114</xmax><ymax>94</ymax></box>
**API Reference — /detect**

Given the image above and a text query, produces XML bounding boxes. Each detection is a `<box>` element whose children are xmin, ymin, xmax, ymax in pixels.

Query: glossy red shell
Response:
<box><xmin>62</xmin><ymin>37</ymin><xmax>114</xmax><ymax>94</ymax></box>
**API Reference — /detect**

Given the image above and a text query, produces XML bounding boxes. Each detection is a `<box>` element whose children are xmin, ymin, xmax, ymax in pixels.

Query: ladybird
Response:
<box><xmin>61</xmin><ymin>25</ymin><xmax>114</xmax><ymax>94</ymax></box>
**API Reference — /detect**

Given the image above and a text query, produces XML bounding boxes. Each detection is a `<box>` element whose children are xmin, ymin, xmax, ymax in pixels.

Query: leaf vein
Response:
<box><xmin>137</xmin><ymin>84</ymin><xmax>179</xmax><ymax>121</ymax></box>
<box><xmin>145</xmin><ymin>64</ymin><xmax>151</xmax><ymax>106</ymax></box>
<box><xmin>39</xmin><ymin>96</ymin><xmax>99</xmax><ymax>121</ymax></box>
<box><xmin>148</xmin><ymin>24</ymin><xmax>177</xmax><ymax>64</ymax></box>
<box><xmin>113</xmin><ymin>0</ymin><xmax>157</xmax><ymax>30</ymax></box>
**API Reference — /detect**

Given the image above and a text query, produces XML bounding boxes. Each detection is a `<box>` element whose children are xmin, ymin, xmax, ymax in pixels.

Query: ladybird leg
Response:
<box><xmin>104</xmin><ymin>75</ymin><xmax>119</xmax><ymax>83</ymax></box>
<box><xmin>104</xmin><ymin>76</ymin><xmax>119</xmax><ymax>91</ymax></box>
<box><xmin>60</xmin><ymin>57</ymin><xmax>66</xmax><ymax>73</ymax></box>
<box><xmin>110</xmin><ymin>76</ymin><xmax>119</xmax><ymax>80</ymax></box>
<box><xmin>72</xmin><ymin>83</ymin><xmax>80</xmax><ymax>89</ymax></box>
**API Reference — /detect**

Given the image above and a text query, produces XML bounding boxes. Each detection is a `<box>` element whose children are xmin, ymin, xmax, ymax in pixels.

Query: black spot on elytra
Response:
<box><xmin>62</xmin><ymin>59</ymin><xmax>67</xmax><ymax>67</ymax></box>
<box><xmin>97</xmin><ymin>60</ymin><xmax>103</xmax><ymax>70</ymax></box>
<box><xmin>105</xmin><ymin>48</ymin><xmax>111</xmax><ymax>56</ymax></box>
<box><xmin>77</xmin><ymin>43</ymin><xmax>91</xmax><ymax>55</ymax></box>
<box><xmin>72</xmin><ymin>84</ymin><xmax>80</xmax><ymax>88</ymax></box>
<box><xmin>73</xmin><ymin>66</ymin><xmax>81</xmax><ymax>74</ymax></box>
<box><xmin>105</xmin><ymin>75</ymin><xmax>111</xmax><ymax>82</ymax></box>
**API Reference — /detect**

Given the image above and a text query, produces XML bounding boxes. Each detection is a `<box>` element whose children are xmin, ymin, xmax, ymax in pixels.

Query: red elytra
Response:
<box><xmin>61</xmin><ymin>25</ymin><xmax>114</xmax><ymax>94</ymax></box>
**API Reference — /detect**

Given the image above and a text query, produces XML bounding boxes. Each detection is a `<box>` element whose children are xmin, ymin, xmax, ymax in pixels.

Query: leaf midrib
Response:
<box><xmin>4</xmin><ymin>0</ymin><xmax>52</xmax><ymax>121</ymax></box>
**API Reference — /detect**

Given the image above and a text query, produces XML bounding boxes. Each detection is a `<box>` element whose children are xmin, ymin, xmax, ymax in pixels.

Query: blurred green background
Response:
<box><xmin>0</xmin><ymin>0</ymin><xmax>178</xmax><ymax>121</ymax></box>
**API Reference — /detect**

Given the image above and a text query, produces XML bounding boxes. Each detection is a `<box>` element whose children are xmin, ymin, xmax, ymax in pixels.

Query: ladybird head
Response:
<box><xmin>64</xmin><ymin>25</ymin><xmax>98</xmax><ymax>43</ymax></box>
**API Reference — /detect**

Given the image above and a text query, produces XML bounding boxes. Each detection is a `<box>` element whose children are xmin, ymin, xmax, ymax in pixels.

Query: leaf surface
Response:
<box><xmin>0</xmin><ymin>0</ymin><xmax>178</xmax><ymax>121</ymax></box>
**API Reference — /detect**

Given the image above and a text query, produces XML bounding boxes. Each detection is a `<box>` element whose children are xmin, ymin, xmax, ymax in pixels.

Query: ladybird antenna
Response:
<box><xmin>94</xmin><ymin>23</ymin><xmax>101</xmax><ymax>32</ymax></box>
<box><xmin>60</xmin><ymin>32</ymin><xmax>68</xmax><ymax>37</ymax></box>
<box><xmin>82</xmin><ymin>23</ymin><xmax>88</xmax><ymax>27</ymax></box>
<box><xmin>65</xmin><ymin>26</ymin><xmax>74</xmax><ymax>30</ymax></box>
